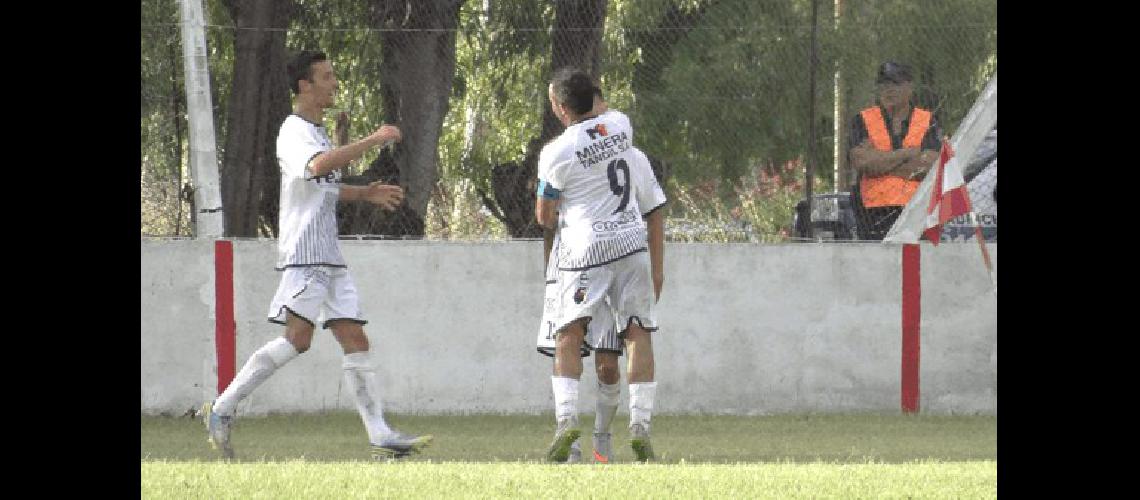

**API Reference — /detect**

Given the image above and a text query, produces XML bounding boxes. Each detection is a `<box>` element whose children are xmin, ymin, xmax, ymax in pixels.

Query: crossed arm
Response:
<box><xmin>850</xmin><ymin>142</ymin><xmax>937</xmax><ymax>179</ymax></box>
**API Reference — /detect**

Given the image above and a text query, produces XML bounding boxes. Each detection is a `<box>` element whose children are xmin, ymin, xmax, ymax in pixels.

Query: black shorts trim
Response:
<box><xmin>557</xmin><ymin>248</ymin><xmax>647</xmax><ymax>272</ymax></box>
<box><xmin>617</xmin><ymin>316</ymin><xmax>658</xmax><ymax>339</ymax></box>
<box><xmin>303</xmin><ymin>151</ymin><xmax>323</xmax><ymax>176</ymax></box>
<box><xmin>275</xmin><ymin>263</ymin><xmax>349</xmax><ymax>271</ymax></box>
<box><xmin>268</xmin><ymin>306</ymin><xmax>315</xmax><ymax>328</ymax></box>
<box><xmin>536</xmin><ymin>345</ymin><xmax>592</xmax><ymax>358</ymax></box>
<box><xmin>323</xmin><ymin>318</ymin><xmax>368</xmax><ymax>330</ymax></box>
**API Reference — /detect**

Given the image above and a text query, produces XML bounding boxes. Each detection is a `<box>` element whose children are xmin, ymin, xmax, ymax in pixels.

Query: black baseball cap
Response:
<box><xmin>876</xmin><ymin>61</ymin><xmax>913</xmax><ymax>84</ymax></box>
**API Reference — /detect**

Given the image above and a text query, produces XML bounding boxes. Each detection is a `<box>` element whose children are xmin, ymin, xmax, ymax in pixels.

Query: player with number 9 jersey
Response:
<box><xmin>537</xmin><ymin>112</ymin><xmax>666</xmax><ymax>272</ymax></box>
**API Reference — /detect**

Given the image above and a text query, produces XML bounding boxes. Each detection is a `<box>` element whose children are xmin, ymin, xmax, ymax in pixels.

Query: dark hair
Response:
<box><xmin>550</xmin><ymin>67</ymin><xmax>595</xmax><ymax>116</ymax></box>
<box><xmin>287</xmin><ymin>50</ymin><xmax>328</xmax><ymax>95</ymax></box>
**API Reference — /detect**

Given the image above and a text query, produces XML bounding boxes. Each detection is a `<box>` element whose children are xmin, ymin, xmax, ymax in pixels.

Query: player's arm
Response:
<box><xmin>308</xmin><ymin>124</ymin><xmax>401</xmax><ymax>177</ymax></box>
<box><xmin>535</xmin><ymin>179</ymin><xmax>561</xmax><ymax>230</ymax></box>
<box><xmin>543</xmin><ymin>225</ymin><xmax>556</xmax><ymax>268</ymax></box>
<box><xmin>632</xmin><ymin>149</ymin><xmax>667</xmax><ymax>301</ymax></box>
<box><xmin>646</xmin><ymin>207</ymin><xmax>664</xmax><ymax>301</ymax></box>
<box><xmin>535</xmin><ymin>149</ymin><xmax>565</xmax><ymax>230</ymax></box>
<box><xmin>340</xmin><ymin>181</ymin><xmax>404</xmax><ymax>210</ymax></box>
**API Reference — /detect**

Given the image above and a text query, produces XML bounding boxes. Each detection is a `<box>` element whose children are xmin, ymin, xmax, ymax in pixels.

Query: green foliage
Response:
<box><xmin>141</xmin><ymin>0</ymin><xmax>996</xmax><ymax>240</ymax></box>
<box><xmin>832</xmin><ymin>0</ymin><xmax>998</xmax><ymax>134</ymax></box>
<box><xmin>666</xmin><ymin>158</ymin><xmax>810</xmax><ymax>242</ymax></box>
<box><xmin>439</xmin><ymin>1</ymin><xmax>553</xmax><ymax>193</ymax></box>
<box><xmin>282</xmin><ymin>0</ymin><xmax>387</xmax><ymax>175</ymax></box>
<box><xmin>633</xmin><ymin>0</ymin><xmax>827</xmax><ymax>184</ymax></box>
<box><xmin>423</xmin><ymin>178</ymin><xmax>510</xmax><ymax>240</ymax></box>
<box><xmin>141</xmin><ymin>0</ymin><xmax>190</xmax><ymax>235</ymax></box>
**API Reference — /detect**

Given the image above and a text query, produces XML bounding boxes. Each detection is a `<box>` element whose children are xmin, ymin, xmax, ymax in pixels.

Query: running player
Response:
<box><xmin>201</xmin><ymin>50</ymin><xmax>432</xmax><ymax>460</ymax></box>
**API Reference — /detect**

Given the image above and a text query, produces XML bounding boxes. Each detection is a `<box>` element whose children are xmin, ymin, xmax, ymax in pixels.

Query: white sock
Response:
<box><xmin>552</xmin><ymin>376</ymin><xmax>580</xmax><ymax>424</ymax></box>
<box><xmin>595</xmin><ymin>382</ymin><xmax>620</xmax><ymax>434</ymax></box>
<box><xmin>213</xmin><ymin>337</ymin><xmax>299</xmax><ymax>416</ymax></box>
<box><xmin>343</xmin><ymin>351</ymin><xmax>394</xmax><ymax>442</ymax></box>
<box><xmin>629</xmin><ymin>382</ymin><xmax>657</xmax><ymax>430</ymax></box>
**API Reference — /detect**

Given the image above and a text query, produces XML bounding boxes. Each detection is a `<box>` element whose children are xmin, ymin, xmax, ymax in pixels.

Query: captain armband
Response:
<box><xmin>536</xmin><ymin>179</ymin><xmax>562</xmax><ymax>200</ymax></box>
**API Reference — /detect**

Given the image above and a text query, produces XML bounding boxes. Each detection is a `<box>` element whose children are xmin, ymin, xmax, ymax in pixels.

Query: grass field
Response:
<box><xmin>142</xmin><ymin>412</ymin><xmax>996</xmax><ymax>498</ymax></box>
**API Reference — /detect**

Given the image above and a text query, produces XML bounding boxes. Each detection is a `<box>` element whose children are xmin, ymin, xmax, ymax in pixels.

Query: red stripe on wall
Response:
<box><xmin>214</xmin><ymin>240</ymin><xmax>236</xmax><ymax>394</ymax></box>
<box><xmin>901</xmin><ymin>243</ymin><xmax>921</xmax><ymax>413</ymax></box>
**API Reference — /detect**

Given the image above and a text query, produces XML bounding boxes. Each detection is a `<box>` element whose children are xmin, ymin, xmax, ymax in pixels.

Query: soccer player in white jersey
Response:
<box><xmin>535</xmin><ymin>67</ymin><xmax>667</xmax><ymax>462</ymax></box>
<box><xmin>201</xmin><ymin>50</ymin><xmax>432</xmax><ymax>460</ymax></box>
<box><xmin>535</xmin><ymin>86</ymin><xmax>658</xmax><ymax>463</ymax></box>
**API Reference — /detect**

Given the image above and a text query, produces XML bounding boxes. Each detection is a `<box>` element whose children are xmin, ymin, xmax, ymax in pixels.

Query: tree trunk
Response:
<box><xmin>486</xmin><ymin>0</ymin><xmax>607</xmax><ymax>238</ymax></box>
<box><xmin>220</xmin><ymin>0</ymin><xmax>291</xmax><ymax>237</ymax></box>
<box><xmin>369</xmin><ymin>0</ymin><xmax>464</xmax><ymax>236</ymax></box>
<box><xmin>540</xmin><ymin>0</ymin><xmax>608</xmax><ymax>143</ymax></box>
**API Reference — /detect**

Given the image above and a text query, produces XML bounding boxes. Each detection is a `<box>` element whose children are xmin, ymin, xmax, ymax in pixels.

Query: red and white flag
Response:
<box><xmin>883</xmin><ymin>139</ymin><xmax>972</xmax><ymax>245</ymax></box>
<box><xmin>921</xmin><ymin>140</ymin><xmax>972</xmax><ymax>245</ymax></box>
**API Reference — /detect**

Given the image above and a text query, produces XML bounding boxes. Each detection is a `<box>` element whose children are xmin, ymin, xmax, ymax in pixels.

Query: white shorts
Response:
<box><xmin>267</xmin><ymin>266</ymin><xmax>366</xmax><ymax>329</ymax></box>
<box><xmin>536</xmin><ymin>286</ymin><xmax>620</xmax><ymax>358</ymax></box>
<box><xmin>549</xmin><ymin>251</ymin><xmax>657</xmax><ymax>346</ymax></box>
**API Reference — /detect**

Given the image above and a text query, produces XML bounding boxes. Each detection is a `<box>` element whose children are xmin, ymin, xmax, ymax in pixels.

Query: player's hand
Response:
<box><xmin>364</xmin><ymin>181</ymin><xmax>404</xmax><ymax>211</ymax></box>
<box><xmin>369</xmin><ymin>124</ymin><xmax>402</xmax><ymax>148</ymax></box>
<box><xmin>653</xmin><ymin>272</ymin><xmax>664</xmax><ymax>302</ymax></box>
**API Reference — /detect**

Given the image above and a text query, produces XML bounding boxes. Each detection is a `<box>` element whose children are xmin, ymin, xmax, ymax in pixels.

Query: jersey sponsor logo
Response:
<box><xmin>575</xmin><ymin>131</ymin><xmax>630</xmax><ymax>169</ymax></box>
<box><xmin>585</xmin><ymin>123</ymin><xmax>608</xmax><ymax>140</ymax></box>
<box><xmin>574</xmin><ymin>272</ymin><xmax>589</xmax><ymax>303</ymax></box>
<box><xmin>591</xmin><ymin>208</ymin><xmax>640</xmax><ymax>233</ymax></box>
<box><xmin>309</xmin><ymin>170</ymin><xmax>340</xmax><ymax>185</ymax></box>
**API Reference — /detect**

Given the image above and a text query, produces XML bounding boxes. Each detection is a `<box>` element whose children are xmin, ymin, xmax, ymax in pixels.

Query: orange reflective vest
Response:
<box><xmin>858</xmin><ymin>106</ymin><xmax>931</xmax><ymax>207</ymax></box>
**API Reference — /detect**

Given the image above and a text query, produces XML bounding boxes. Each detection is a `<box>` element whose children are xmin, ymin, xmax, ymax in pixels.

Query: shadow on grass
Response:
<box><xmin>142</xmin><ymin>411</ymin><xmax>995</xmax><ymax>464</ymax></box>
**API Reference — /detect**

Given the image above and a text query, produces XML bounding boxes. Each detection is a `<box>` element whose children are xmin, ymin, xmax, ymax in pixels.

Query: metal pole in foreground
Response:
<box><xmin>805</xmin><ymin>0</ymin><xmax>819</xmax><ymax>239</ymax></box>
<box><xmin>179</xmin><ymin>0</ymin><xmax>224</xmax><ymax>237</ymax></box>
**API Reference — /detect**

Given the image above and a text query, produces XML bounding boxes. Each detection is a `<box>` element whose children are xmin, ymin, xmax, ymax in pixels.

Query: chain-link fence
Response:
<box><xmin>141</xmin><ymin>0</ymin><xmax>996</xmax><ymax>242</ymax></box>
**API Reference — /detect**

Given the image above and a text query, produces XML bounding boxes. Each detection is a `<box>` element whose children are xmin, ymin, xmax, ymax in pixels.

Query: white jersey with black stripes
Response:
<box><xmin>274</xmin><ymin>114</ymin><xmax>346</xmax><ymax>270</ymax></box>
<box><xmin>537</xmin><ymin>111</ymin><xmax>667</xmax><ymax>271</ymax></box>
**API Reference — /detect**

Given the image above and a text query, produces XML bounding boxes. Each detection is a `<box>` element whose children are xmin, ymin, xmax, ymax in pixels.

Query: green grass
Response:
<box><xmin>142</xmin><ymin>412</ymin><xmax>996</xmax><ymax>498</ymax></box>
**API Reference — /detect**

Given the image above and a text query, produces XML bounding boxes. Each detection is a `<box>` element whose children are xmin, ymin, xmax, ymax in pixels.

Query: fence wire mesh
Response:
<box><xmin>141</xmin><ymin>0</ymin><xmax>996</xmax><ymax>242</ymax></box>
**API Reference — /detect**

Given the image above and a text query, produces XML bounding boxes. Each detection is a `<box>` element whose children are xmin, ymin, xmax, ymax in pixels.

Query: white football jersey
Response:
<box><xmin>274</xmin><ymin>114</ymin><xmax>346</xmax><ymax>270</ymax></box>
<box><xmin>538</xmin><ymin>111</ymin><xmax>667</xmax><ymax>270</ymax></box>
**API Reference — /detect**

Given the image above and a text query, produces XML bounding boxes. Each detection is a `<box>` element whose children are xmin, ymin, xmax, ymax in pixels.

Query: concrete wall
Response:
<box><xmin>141</xmin><ymin>239</ymin><xmax>996</xmax><ymax>416</ymax></box>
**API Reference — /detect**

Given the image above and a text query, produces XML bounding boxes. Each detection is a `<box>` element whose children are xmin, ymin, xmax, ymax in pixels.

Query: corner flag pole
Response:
<box><xmin>969</xmin><ymin>213</ymin><xmax>997</xmax><ymax>294</ymax></box>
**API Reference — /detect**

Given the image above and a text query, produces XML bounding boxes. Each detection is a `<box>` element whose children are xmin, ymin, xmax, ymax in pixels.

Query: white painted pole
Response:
<box><xmin>179</xmin><ymin>0</ymin><xmax>225</xmax><ymax>237</ymax></box>
<box><xmin>833</xmin><ymin>0</ymin><xmax>842</xmax><ymax>192</ymax></box>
